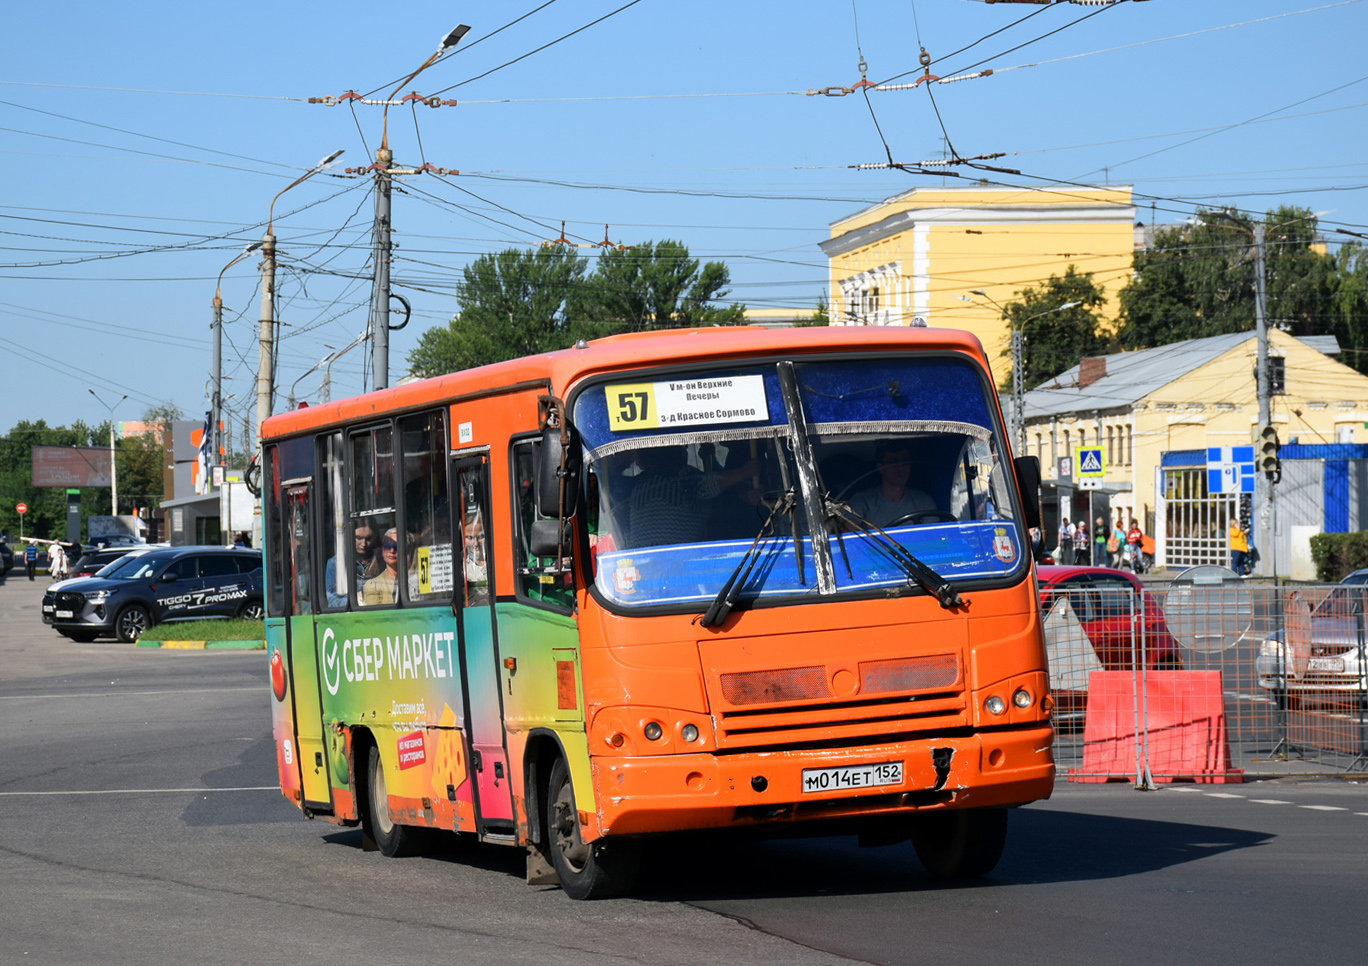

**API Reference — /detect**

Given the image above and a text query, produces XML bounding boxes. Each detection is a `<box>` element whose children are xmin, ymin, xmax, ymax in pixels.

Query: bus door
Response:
<box><xmin>283</xmin><ymin>481</ymin><xmax>332</xmax><ymax>810</ymax></box>
<box><xmin>450</xmin><ymin>454</ymin><xmax>515</xmax><ymax>830</ymax></box>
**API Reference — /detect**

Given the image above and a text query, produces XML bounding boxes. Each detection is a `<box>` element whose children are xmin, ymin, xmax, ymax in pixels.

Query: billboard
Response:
<box><xmin>32</xmin><ymin>446</ymin><xmax>113</xmax><ymax>487</ymax></box>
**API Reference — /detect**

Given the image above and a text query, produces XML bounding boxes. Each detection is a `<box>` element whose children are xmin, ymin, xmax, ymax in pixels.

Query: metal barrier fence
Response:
<box><xmin>1043</xmin><ymin>579</ymin><xmax>1368</xmax><ymax>783</ymax></box>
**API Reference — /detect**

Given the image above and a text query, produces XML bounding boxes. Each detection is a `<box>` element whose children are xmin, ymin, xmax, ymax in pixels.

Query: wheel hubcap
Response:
<box><xmin>372</xmin><ymin>755</ymin><xmax>393</xmax><ymax>835</ymax></box>
<box><xmin>552</xmin><ymin>781</ymin><xmax>589</xmax><ymax>870</ymax></box>
<box><xmin>121</xmin><ymin>610</ymin><xmax>147</xmax><ymax>638</ymax></box>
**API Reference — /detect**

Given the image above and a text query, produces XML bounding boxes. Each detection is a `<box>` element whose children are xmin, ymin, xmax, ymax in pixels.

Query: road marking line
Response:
<box><xmin>1206</xmin><ymin>793</ymin><xmax>1245</xmax><ymax>799</ymax></box>
<box><xmin>0</xmin><ymin>687</ymin><xmax>262</xmax><ymax>701</ymax></box>
<box><xmin>1250</xmin><ymin>799</ymin><xmax>1293</xmax><ymax>805</ymax></box>
<box><xmin>0</xmin><ymin>786</ymin><xmax>278</xmax><ymax>797</ymax></box>
<box><xmin>1300</xmin><ymin>805</ymin><xmax>1347</xmax><ymax>811</ymax></box>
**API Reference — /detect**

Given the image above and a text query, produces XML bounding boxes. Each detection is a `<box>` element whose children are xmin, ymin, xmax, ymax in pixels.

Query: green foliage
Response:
<box><xmin>407</xmin><ymin>240</ymin><xmax>746</xmax><ymax>378</ymax></box>
<box><xmin>798</xmin><ymin>295</ymin><xmax>830</xmax><ymax>327</ymax></box>
<box><xmin>0</xmin><ymin>403</ymin><xmax>175</xmax><ymax>544</ymax></box>
<box><xmin>1118</xmin><ymin>206</ymin><xmax>1368</xmax><ymax>375</ymax></box>
<box><xmin>1310</xmin><ymin>531</ymin><xmax>1368</xmax><ymax>582</ymax></box>
<box><xmin>1000</xmin><ymin>266</ymin><xmax>1111</xmax><ymax>390</ymax></box>
<box><xmin>137</xmin><ymin>618</ymin><xmax>265</xmax><ymax>642</ymax></box>
<box><xmin>584</xmin><ymin>239</ymin><xmax>745</xmax><ymax>333</ymax></box>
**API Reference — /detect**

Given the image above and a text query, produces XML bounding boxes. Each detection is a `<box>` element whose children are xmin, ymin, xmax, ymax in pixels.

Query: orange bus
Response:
<box><xmin>263</xmin><ymin>325</ymin><xmax>1054</xmax><ymax>898</ymax></box>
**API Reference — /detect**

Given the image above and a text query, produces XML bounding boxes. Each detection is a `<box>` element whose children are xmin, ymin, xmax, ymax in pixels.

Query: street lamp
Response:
<box><xmin>322</xmin><ymin>330</ymin><xmax>371</xmax><ymax>404</ymax></box>
<box><xmin>212</xmin><ymin>242</ymin><xmax>262</xmax><ymax>473</ymax></box>
<box><xmin>370</xmin><ymin>24</ymin><xmax>470</xmax><ymax>393</ymax></box>
<box><xmin>966</xmin><ymin>290</ymin><xmax>1079</xmax><ymax>453</ymax></box>
<box><xmin>87</xmin><ymin>389</ymin><xmax>127</xmax><ymax>517</ymax></box>
<box><xmin>254</xmin><ymin>149</ymin><xmax>345</xmax><ymax>452</ymax></box>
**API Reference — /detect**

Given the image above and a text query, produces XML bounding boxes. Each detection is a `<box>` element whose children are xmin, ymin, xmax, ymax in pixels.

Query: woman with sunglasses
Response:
<box><xmin>361</xmin><ymin>527</ymin><xmax>401</xmax><ymax>605</ymax></box>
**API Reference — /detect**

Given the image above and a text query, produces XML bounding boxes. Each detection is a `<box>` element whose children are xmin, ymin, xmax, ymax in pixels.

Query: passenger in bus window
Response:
<box><xmin>361</xmin><ymin>527</ymin><xmax>400</xmax><ymax>605</ymax></box>
<box><xmin>325</xmin><ymin>523</ymin><xmax>376</xmax><ymax>607</ymax></box>
<box><xmin>848</xmin><ymin>442</ymin><xmax>936</xmax><ymax>528</ymax></box>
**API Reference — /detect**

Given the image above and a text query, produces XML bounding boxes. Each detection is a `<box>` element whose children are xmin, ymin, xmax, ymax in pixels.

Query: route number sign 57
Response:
<box><xmin>605</xmin><ymin>375</ymin><xmax>768</xmax><ymax>433</ymax></box>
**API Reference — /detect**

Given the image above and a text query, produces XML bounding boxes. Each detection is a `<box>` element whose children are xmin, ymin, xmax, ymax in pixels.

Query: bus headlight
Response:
<box><xmin>1013</xmin><ymin>688</ymin><xmax>1033</xmax><ymax>709</ymax></box>
<box><xmin>680</xmin><ymin>724</ymin><xmax>699</xmax><ymax>742</ymax></box>
<box><xmin>985</xmin><ymin>695</ymin><xmax>1006</xmax><ymax>716</ymax></box>
<box><xmin>643</xmin><ymin>722</ymin><xmax>663</xmax><ymax>741</ymax></box>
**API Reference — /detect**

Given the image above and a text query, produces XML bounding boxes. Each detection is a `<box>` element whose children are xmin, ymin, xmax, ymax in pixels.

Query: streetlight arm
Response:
<box><xmin>380</xmin><ymin>24</ymin><xmax>470</xmax><ymax>152</ymax></box>
<box><xmin>267</xmin><ymin>149</ymin><xmax>345</xmax><ymax>234</ymax></box>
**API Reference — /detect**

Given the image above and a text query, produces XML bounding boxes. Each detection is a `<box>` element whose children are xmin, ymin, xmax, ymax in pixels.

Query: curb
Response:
<box><xmin>136</xmin><ymin>639</ymin><xmax>266</xmax><ymax>650</ymax></box>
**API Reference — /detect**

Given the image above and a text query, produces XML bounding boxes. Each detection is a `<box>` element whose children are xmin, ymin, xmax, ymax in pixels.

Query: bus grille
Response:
<box><xmin>713</xmin><ymin>653</ymin><xmax>966</xmax><ymax>751</ymax></box>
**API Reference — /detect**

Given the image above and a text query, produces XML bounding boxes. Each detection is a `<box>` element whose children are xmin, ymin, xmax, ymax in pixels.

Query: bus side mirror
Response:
<box><xmin>537</xmin><ymin>425</ymin><xmax>580</xmax><ymax>518</ymax></box>
<box><xmin>529</xmin><ymin>518</ymin><xmax>571</xmax><ymax>558</ymax></box>
<box><xmin>1013</xmin><ymin>455</ymin><xmax>1042</xmax><ymax>530</ymax></box>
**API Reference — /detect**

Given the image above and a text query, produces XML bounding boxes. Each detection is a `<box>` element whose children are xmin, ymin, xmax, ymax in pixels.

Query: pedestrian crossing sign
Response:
<box><xmin>1075</xmin><ymin>446</ymin><xmax>1105</xmax><ymax>479</ymax></box>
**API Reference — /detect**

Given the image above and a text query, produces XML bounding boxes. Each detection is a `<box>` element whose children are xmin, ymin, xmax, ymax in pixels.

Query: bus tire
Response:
<box><xmin>365</xmin><ymin>744</ymin><xmax>423</xmax><ymax>858</ymax></box>
<box><xmin>115</xmin><ymin>604</ymin><xmax>152</xmax><ymax>643</ymax></box>
<box><xmin>546</xmin><ymin>756</ymin><xmax>639</xmax><ymax>900</ymax></box>
<box><xmin>910</xmin><ymin>807</ymin><xmax>1008</xmax><ymax>879</ymax></box>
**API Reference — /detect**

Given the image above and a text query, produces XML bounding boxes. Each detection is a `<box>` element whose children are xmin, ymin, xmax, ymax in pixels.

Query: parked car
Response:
<box><xmin>87</xmin><ymin>533</ymin><xmax>145</xmax><ymax>550</ymax></box>
<box><xmin>44</xmin><ymin>546</ymin><xmax>263</xmax><ymax>643</ymax></box>
<box><xmin>1037</xmin><ymin>564</ymin><xmax>1184</xmax><ymax>718</ymax></box>
<box><xmin>1256</xmin><ymin>568</ymin><xmax>1368</xmax><ymax>710</ymax></box>
<box><xmin>67</xmin><ymin>547</ymin><xmax>139</xmax><ymax>580</ymax></box>
<box><xmin>0</xmin><ymin>539</ymin><xmax>12</xmax><ymax>575</ymax></box>
<box><xmin>44</xmin><ymin>548</ymin><xmax>155</xmax><ymax>630</ymax></box>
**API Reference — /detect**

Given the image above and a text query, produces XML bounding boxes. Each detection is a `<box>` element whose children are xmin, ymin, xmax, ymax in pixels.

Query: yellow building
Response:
<box><xmin>820</xmin><ymin>185</ymin><xmax>1137</xmax><ymax>366</ymax></box>
<box><xmin>1020</xmin><ymin>330</ymin><xmax>1368</xmax><ymax>570</ymax></box>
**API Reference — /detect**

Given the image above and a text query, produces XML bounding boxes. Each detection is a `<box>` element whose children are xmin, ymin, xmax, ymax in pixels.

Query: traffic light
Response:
<box><xmin>1258</xmin><ymin>424</ymin><xmax>1281</xmax><ymax>476</ymax></box>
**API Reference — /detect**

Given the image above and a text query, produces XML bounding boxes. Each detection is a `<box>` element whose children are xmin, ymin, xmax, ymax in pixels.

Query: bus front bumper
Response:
<box><xmin>588</xmin><ymin>724</ymin><xmax>1055</xmax><ymax>838</ymax></box>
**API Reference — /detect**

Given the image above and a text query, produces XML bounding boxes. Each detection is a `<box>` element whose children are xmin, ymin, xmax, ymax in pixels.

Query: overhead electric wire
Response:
<box><xmin>429</xmin><ymin>0</ymin><xmax>647</xmax><ymax>96</ymax></box>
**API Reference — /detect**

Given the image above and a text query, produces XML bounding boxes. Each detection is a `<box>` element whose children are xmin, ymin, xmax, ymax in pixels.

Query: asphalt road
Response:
<box><xmin>2</xmin><ymin>571</ymin><xmax>1366</xmax><ymax>966</ymax></box>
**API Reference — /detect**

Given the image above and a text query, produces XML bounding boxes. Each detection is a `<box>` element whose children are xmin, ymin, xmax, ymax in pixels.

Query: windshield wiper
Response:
<box><xmin>698</xmin><ymin>490</ymin><xmax>798</xmax><ymax>628</ymax></box>
<box><xmin>825</xmin><ymin>499</ymin><xmax>966</xmax><ymax>610</ymax></box>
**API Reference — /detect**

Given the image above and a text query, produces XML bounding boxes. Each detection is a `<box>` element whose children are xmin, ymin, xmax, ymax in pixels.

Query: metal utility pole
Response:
<box><xmin>365</xmin><ymin>24</ymin><xmax>470</xmax><ymax>392</ymax></box>
<box><xmin>87</xmin><ymin>389</ymin><xmax>126</xmax><ymax>517</ymax></box>
<box><xmin>214</xmin><ymin>243</ymin><xmax>260</xmax><ymax>474</ymax></box>
<box><xmin>1253</xmin><ymin>221</ymin><xmax>1274</xmax><ymax>577</ymax></box>
<box><xmin>370</xmin><ymin>151</ymin><xmax>394</xmax><ymax>390</ymax></box>
<box><xmin>254</xmin><ymin>231</ymin><xmax>277</xmax><ymax>454</ymax></box>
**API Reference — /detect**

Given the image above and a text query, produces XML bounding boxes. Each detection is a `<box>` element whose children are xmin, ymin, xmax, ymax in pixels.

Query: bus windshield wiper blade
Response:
<box><xmin>698</xmin><ymin>490</ymin><xmax>796</xmax><ymax>628</ymax></box>
<box><xmin>825</xmin><ymin>500</ymin><xmax>966</xmax><ymax>610</ymax></box>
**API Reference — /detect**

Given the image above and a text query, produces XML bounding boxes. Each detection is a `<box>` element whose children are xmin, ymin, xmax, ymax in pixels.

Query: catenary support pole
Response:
<box><xmin>370</xmin><ymin>151</ymin><xmax>393</xmax><ymax>391</ymax></box>
<box><xmin>1253</xmin><ymin>222</ymin><xmax>1274</xmax><ymax>577</ymax></box>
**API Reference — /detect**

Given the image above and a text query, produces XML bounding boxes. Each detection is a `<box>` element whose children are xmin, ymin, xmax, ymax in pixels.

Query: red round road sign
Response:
<box><xmin>15</xmin><ymin>503</ymin><xmax>26</xmax><ymax>515</ymax></box>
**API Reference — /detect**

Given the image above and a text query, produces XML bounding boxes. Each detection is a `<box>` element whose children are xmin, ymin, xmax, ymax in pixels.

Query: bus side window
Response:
<box><xmin>351</xmin><ymin>424</ymin><xmax>399</xmax><ymax>608</ymax></box>
<box><xmin>264</xmin><ymin>445</ymin><xmax>287</xmax><ymax>618</ymax></box>
<box><xmin>512</xmin><ymin>438</ymin><xmax>573</xmax><ymax>611</ymax></box>
<box><xmin>399</xmin><ymin>410</ymin><xmax>453</xmax><ymax>603</ymax></box>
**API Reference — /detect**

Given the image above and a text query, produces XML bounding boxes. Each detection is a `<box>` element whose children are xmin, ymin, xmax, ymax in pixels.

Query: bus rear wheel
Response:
<box><xmin>365</xmin><ymin>744</ymin><xmax>424</xmax><ymax>858</ymax></box>
<box><xmin>910</xmin><ymin>807</ymin><xmax>1008</xmax><ymax>879</ymax></box>
<box><xmin>546</xmin><ymin>757</ymin><xmax>639</xmax><ymax>900</ymax></box>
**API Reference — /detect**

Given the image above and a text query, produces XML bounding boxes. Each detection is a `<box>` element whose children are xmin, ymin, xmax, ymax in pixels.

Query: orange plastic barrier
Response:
<box><xmin>1071</xmin><ymin>670</ymin><xmax>1243</xmax><ymax>784</ymax></box>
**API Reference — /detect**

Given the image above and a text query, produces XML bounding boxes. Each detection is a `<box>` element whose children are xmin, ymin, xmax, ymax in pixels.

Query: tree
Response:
<box><xmin>1000</xmin><ymin>266</ymin><xmax>1110</xmax><ymax>390</ymax></box>
<box><xmin>408</xmin><ymin>245</ymin><xmax>591</xmax><ymax>378</ymax></box>
<box><xmin>407</xmin><ymin>240</ymin><xmax>746</xmax><ymax>378</ymax></box>
<box><xmin>1117</xmin><ymin>206</ymin><xmax>1346</xmax><ymax>359</ymax></box>
<box><xmin>583</xmin><ymin>239</ymin><xmax>746</xmax><ymax>334</ymax></box>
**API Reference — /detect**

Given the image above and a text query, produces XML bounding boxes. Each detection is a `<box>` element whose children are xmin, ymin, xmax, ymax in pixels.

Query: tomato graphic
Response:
<box><xmin>270</xmin><ymin>649</ymin><xmax>287</xmax><ymax>701</ymax></box>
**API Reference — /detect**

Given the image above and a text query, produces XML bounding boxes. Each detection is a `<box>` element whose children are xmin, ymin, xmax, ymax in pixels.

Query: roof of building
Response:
<box><xmin>1022</xmin><ymin>331</ymin><xmax>1255</xmax><ymax>419</ymax></box>
<box><xmin>1020</xmin><ymin>332</ymin><xmax>1345</xmax><ymax>420</ymax></box>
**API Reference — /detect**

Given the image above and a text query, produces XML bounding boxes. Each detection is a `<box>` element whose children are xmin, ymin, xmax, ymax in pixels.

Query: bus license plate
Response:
<box><xmin>1307</xmin><ymin>657</ymin><xmax>1344</xmax><ymax>672</ymax></box>
<box><xmin>801</xmin><ymin>761</ymin><xmax>903</xmax><ymax>794</ymax></box>
<box><xmin>55</xmin><ymin>610</ymin><xmax>74</xmax><ymax>619</ymax></box>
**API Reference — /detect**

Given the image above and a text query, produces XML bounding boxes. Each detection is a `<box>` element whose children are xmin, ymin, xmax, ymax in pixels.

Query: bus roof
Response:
<box><xmin>261</xmin><ymin>325</ymin><xmax>991</xmax><ymax>441</ymax></box>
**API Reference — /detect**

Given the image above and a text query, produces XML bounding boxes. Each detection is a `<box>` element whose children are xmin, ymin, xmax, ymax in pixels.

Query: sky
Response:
<box><xmin>3</xmin><ymin>0</ymin><xmax>1366</xmax><ymax>442</ymax></box>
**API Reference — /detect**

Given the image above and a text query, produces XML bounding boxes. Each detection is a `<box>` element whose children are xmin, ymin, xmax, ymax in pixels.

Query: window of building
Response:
<box><xmin>1126</xmin><ymin>425</ymin><xmax>1133</xmax><ymax>466</ymax></box>
<box><xmin>1106</xmin><ymin>426</ymin><xmax>1115</xmax><ymax>466</ymax></box>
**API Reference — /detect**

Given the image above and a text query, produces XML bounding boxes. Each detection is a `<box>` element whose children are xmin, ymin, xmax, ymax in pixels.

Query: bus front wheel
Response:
<box><xmin>546</xmin><ymin>757</ymin><xmax>639</xmax><ymax>900</ymax></box>
<box><xmin>365</xmin><ymin>744</ymin><xmax>423</xmax><ymax>858</ymax></box>
<box><xmin>910</xmin><ymin>807</ymin><xmax>1008</xmax><ymax>879</ymax></box>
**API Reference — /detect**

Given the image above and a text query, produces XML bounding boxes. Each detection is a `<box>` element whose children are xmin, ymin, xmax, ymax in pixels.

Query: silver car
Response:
<box><xmin>1256</xmin><ymin>569</ymin><xmax>1368</xmax><ymax>709</ymax></box>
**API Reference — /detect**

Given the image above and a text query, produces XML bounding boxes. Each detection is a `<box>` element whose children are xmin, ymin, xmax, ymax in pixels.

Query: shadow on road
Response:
<box><xmin>630</xmin><ymin>807</ymin><xmax>1272</xmax><ymax>901</ymax></box>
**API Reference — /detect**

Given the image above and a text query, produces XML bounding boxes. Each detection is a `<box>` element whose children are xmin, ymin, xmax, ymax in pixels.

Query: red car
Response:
<box><xmin>1036</xmin><ymin>565</ymin><xmax>1183</xmax><ymax>717</ymax></box>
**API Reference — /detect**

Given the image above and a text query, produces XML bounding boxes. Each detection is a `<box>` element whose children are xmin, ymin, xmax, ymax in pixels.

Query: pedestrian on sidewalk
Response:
<box><xmin>1125</xmin><ymin>519</ymin><xmax>1145</xmax><ymax>573</ymax></box>
<box><xmin>1074</xmin><ymin>519</ymin><xmax>1090</xmax><ymax>566</ymax></box>
<box><xmin>1229</xmin><ymin>519</ymin><xmax>1250</xmax><ymax>575</ymax></box>
<box><xmin>1057</xmin><ymin>518</ymin><xmax>1075</xmax><ymax>565</ymax></box>
<box><xmin>24</xmin><ymin>542</ymin><xmax>37</xmax><ymax>580</ymax></box>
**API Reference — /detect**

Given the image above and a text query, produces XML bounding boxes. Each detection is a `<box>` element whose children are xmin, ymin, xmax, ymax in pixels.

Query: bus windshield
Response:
<box><xmin>574</xmin><ymin>354</ymin><xmax>1023</xmax><ymax>610</ymax></box>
